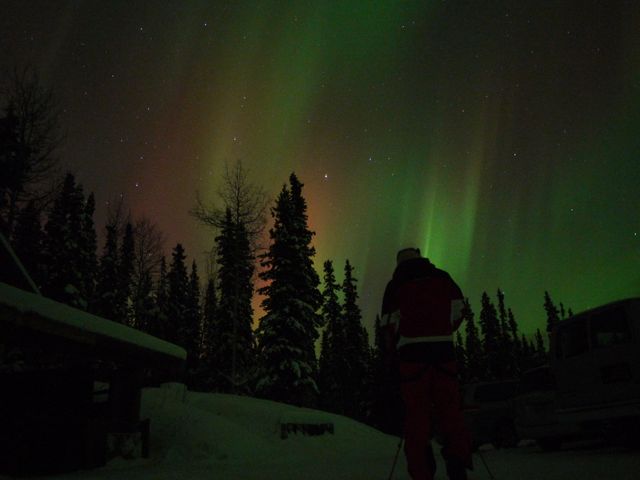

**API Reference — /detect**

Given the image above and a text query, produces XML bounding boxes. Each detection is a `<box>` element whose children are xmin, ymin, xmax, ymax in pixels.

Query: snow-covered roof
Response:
<box><xmin>0</xmin><ymin>281</ymin><xmax>186</xmax><ymax>366</ymax></box>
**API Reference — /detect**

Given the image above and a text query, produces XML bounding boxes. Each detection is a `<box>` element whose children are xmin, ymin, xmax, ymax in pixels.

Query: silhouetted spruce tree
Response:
<box><xmin>79</xmin><ymin>192</ymin><xmax>97</xmax><ymax>304</ymax></box>
<box><xmin>454</xmin><ymin>331</ymin><xmax>467</xmax><ymax>381</ymax></box>
<box><xmin>318</xmin><ymin>260</ymin><xmax>343</xmax><ymax>413</ymax></box>
<box><xmin>132</xmin><ymin>264</ymin><xmax>154</xmax><ymax>333</ymax></box>
<box><xmin>184</xmin><ymin>260</ymin><xmax>202</xmax><ymax>384</ymax></box>
<box><xmin>318</xmin><ymin>329</ymin><xmax>332</xmax><ymax>403</ymax></box>
<box><xmin>521</xmin><ymin>334</ymin><xmax>542</xmax><ymax>371</ymax></box>
<box><xmin>543</xmin><ymin>291</ymin><xmax>560</xmax><ymax>333</ymax></box>
<box><xmin>256</xmin><ymin>174</ymin><xmax>322</xmax><ymax>407</ymax></box>
<box><xmin>115</xmin><ymin>222</ymin><xmax>135</xmax><ymax>324</ymax></box>
<box><xmin>341</xmin><ymin>259</ymin><xmax>370</xmax><ymax>420</ymax></box>
<box><xmin>152</xmin><ymin>256</ymin><xmax>170</xmax><ymax>339</ymax></box>
<box><xmin>520</xmin><ymin>333</ymin><xmax>532</xmax><ymax>370</ymax></box>
<box><xmin>167</xmin><ymin>243</ymin><xmax>189</xmax><ymax>346</ymax></box>
<box><xmin>462</xmin><ymin>298</ymin><xmax>483</xmax><ymax>381</ymax></box>
<box><xmin>198</xmin><ymin>276</ymin><xmax>219</xmax><ymax>390</ymax></box>
<box><xmin>480</xmin><ymin>292</ymin><xmax>501</xmax><ymax>379</ymax></box>
<box><xmin>42</xmin><ymin>173</ymin><xmax>88</xmax><ymax>308</ymax></box>
<box><xmin>497</xmin><ymin>289</ymin><xmax>519</xmax><ymax>378</ymax></box>
<box><xmin>534</xmin><ymin>328</ymin><xmax>546</xmax><ymax>364</ymax></box>
<box><xmin>11</xmin><ymin>199</ymin><xmax>44</xmax><ymax>287</ymax></box>
<box><xmin>496</xmin><ymin>289</ymin><xmax>511</xmax><ymax>373</ymax></box>
<box><xmin>507</xmin><ymin>308</ymin><xmax>521</xmax><ymax>375</ymax></box>
<box><xmin>559</xmin><ymin>302</ymin><xmax>574</xmax><ymax>319</ymax></box>
<box><xmin>215</xmin><ymin>208</ymin><xmax>255</xmax><ymax>393</ymax></box>
<box><xmin>93</xmin><ymin>223</ymin><xmax>119</xmax><ymax>320</ymax></box>
<box><xmin>361</xmin><ymin>339</ymin><xmax>376</xmax><ymax>425</ymax></box>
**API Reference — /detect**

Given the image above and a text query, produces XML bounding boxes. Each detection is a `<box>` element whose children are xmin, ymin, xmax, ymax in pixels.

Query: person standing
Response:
<box><xmin>381</xmin><ymin>247</ymin><xmax>472</xmax><ymax>480</ymax></box>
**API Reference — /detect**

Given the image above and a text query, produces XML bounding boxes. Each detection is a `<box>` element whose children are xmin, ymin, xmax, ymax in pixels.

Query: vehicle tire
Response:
<box><xmin>493</xmin><ymin>421</ymin><xmax>518</xmax><ymax>449</ymax></box>
<box><xmin>537</xmin><ymin>437</ymin><xmax>562</xmax><ymax>451</ymax></box>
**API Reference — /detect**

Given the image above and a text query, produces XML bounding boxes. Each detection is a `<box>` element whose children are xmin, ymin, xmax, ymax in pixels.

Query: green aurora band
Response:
<box><xmin>3</xmin><ymin>1</ymin><xmax>639</xmax><ymax>336</ymax></box>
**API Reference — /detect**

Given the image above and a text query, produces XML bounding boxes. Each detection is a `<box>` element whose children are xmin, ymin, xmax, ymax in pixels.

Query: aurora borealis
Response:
<box><xmin>2</xmin><ymin>1</ymin><xmax>639</xmax><ymax>336</ymax></box>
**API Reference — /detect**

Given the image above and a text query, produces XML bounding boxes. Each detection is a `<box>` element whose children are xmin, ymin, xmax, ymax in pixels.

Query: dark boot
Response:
<box><xmin>445</xmin><ymin>459</ymin><xmax>468</xmax><ymax>480</ymax></box>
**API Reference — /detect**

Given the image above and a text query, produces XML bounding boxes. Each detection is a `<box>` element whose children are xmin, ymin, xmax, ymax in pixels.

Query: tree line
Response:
<box><xmin>452</xmin><ymin>290</ymin><xmax>572</xmax><ymax>384</ymax></box>
<box><xmin>1</xmin><ymin>67</ymin><xmax>572</xmax><ymax>432</ymax></box>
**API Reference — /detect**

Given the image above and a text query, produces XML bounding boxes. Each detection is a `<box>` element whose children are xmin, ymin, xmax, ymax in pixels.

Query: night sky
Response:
<box><xmin>2</xmin><ymin>1</ymin><xmax>639</xmax><ymax>337</ymax></box>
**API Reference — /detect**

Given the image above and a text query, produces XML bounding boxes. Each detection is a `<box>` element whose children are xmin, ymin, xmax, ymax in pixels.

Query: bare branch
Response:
<box><xmin>1</xmin><ymin>65</ymin><xmax>63</xmax><ymax>233</ymax></box>
<box><xmin>133</xmin><ymin>216</ymin><xmax>166</xmax><ymax>282</ymax></box>
<box><xmin>106</xmin><ymin>195</ymin><xmax>131</xmax><ymax>236</ymax></box>
<box><xmin>191</xmin><ymin>160</ymin><xmax>269</xmax><ymax>252</ymax></box>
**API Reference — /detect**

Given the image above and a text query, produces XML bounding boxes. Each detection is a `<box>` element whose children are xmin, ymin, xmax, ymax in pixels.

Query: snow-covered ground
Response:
<box><xmin>12</xmin><ymin>385</ymin><xmax>640</xmax><ymax>480</ymax></box>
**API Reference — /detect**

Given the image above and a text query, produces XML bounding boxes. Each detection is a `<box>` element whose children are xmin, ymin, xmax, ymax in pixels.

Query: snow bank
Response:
<box><xmin>139</xmin><ymin>385</ymin><xmax>409</xmax><ymax>478</ymax></box>
<box><xmin>15</xmin><ymin>386</ymin><xmax>640</xmax><ymax>480</ymax></box>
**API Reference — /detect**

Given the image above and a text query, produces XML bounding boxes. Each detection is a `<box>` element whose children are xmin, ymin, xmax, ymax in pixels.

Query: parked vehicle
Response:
<box><xmin>513</xmin><ymin>365</ymin><xmax>564</xmax><ymax>450</ymax></box>
<box><xmin>460</xmin><ymin>380</ymin><xmax>519</xmax><ymax>449</ymax></box>
<box><xmin>517</xmin><ymin>298</ymin><xmax>640</xmax><ymax>449</ymax></box>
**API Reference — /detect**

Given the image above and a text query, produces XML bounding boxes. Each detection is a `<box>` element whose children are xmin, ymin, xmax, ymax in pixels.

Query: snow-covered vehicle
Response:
<box><xmin>519</xmin><ymin>298</ymin><xmax>640</xmax><ymax>449</ymax></box>
<box><xmin>460</xmin><ymin>379</ymin><xmax>520</xmax><ymax>449</ymax></box>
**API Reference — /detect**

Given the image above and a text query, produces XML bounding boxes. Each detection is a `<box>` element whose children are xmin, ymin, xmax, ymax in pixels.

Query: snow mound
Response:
<box><xmin>18</xmin><ymin>385</ymin><xmax>640</xmax><ymax>480</ymax></box>
<box><xmin>134</xmin><ymin>385</ymin><xmax>410</xmax><ymax>479</ymax></box>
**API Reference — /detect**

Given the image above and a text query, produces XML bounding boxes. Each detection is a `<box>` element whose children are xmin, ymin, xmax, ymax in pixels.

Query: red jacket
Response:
<box><xmin>381</xmin><ymin>258</ymin><xmax>464</xmax><ymax>359</ymax></box>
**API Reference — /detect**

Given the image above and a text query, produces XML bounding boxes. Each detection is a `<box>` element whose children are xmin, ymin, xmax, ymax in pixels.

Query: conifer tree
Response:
<box><xmin>184</xmin><ymin>260</ymin><xmax>202</xmax><ymax>382</ymax></box>
<box><xmin>496</xmin><ymin>289</ymin><xmax>508</xmax><ymax>338</ymax></box>
<box><xmin>496</xmin><ymin>290</ymin><xmax>511</xmax><ymax>344</ymax></box>
<box><xmin>479</xmin><ymin>292</ymin><xmax>501</xmax><ymax>379</ymax></box>
<box><xmin>318</xmin><ymin>328</ymin><xmax>332</xmax><ymax>405</ymax></box>
<box><xmin>462</xmin><ymin>298</ymin><xmax>483</xmax><ymax>381</ymax></box>
<box><xmin>43</xmin><ymin>173</ymin><xmax>87</xmax><ymax>308</ymax></box>
<box><xmin>79</xmin><ymin>192</ymin><xmax>97</xmax><ymax>304</ymax></box>
<box><xmin>132</xmin><ymin>265</ymin><xmax>154</xmax><ymax>333</ymax></box>
<box><xmin>519</xmin><ymin>333</ymin><xmax>531</xmax><ymax>370</ymax></box>
<box><xmin>215</xmin><ymin>208</ymin><xmax>255</xmax><ymax>393</ymax></box>
<box><xmin>507</xmin><ymin>308</ymin><xmax>521</xmax><ymax>375</ymax></box>
<box><xmin>167</xmin><ymin>243</ymin><xmax>189</xmax><ymax>346</ymax></box>
<box><xmin>93</xmin><ymin>223</ymin><xmax>119</xmax><ymax>320</ymax></box>
<box><xmin>256</xmin><ymin>174</ymin><xmax>322</xmax><ymax>407</ymax></box>
<box><xmin>496</xmin><ymin>289</ymin><xmax>512</xmax><ymax>376</ymax></box>
<box><xmin>318</xmin><ymin>260</ymin><xmax>342</xmax><ymax>412</ymax></box>
<box><xmin>534</xmin><ymin>328</ymin><xmax>546</xmax><ymax>363</ymax></box>
<box><xmin>543</xmin><ymin>291</ymin><xmax>560</xmax><ymax>333</ymax></box>
<box><xmin>152</xmin><ymin>256</ymin><xmax>170</xmax><ymax>339</ymax></box>
<box><xmin>341</xmin><ymin>259</ymin><xmax>370</xmax><ymax>420</ymax></box>
<box><xmin>115</xmin><ymin>222</ymin><xmax>135</xmax><ymax>324</ymax></box>
<box><xmin>199</xmin><ymin>276</ymin><xmax>219</xmax><ymax>390</ymax></box>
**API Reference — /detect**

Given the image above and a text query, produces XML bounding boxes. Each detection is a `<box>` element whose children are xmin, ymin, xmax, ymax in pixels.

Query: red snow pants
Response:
<box><xmin>399</xmin><ymin>361</ymin><xmax>472</xmax><ymax>480</ymax></box>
